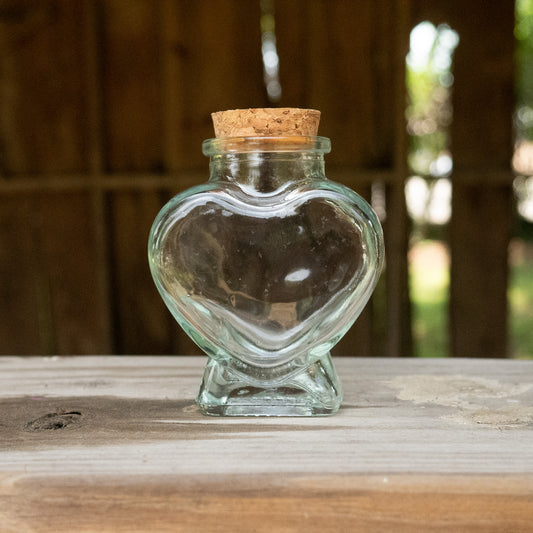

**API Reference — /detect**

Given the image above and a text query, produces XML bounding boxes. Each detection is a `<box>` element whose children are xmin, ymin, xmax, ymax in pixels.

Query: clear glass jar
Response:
<box><xmin>149</xmin><ymin>120</ymin><xmax>384</xmax><ymax>416</ymax></box>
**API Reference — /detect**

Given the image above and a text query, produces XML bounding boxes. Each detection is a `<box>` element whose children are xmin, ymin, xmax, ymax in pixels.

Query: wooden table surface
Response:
<box><xmin>1</xmin><ymin>356</ymin><xmax>532</xmax><ymax>532</ymax></box>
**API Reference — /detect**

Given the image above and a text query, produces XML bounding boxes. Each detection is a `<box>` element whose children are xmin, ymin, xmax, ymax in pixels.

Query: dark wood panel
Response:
<box><xmin>0</xmin><ymin>1</ymin><xmax>108</xmax><ymax>354</ymax></box>
<box><xmin>333</xmin><ymin>185</ymin><xmax>376</xmax><ymax>357</ymax></box>
<box><xmin>161</xmin><ymin>0</ymin><xmax>266</xmax><ymax>169</ymax></box>
<box><xmin>109</xmin><ymin>190</ymin><xmax>175</xmax><ymax>354</ymax></box>
<box><xmin>37</xmin><ymin>192</ymin><xmax>109</xmax><ymax>353</ymax></box>
<box><xmin>447</xmin><ymin>1</ymin><xmax>515</xmax><ymax>357</ymax></box>
<box><xmin>384</xmin><ymin>183</ymin><xmax>413</xmax><ymax>357</ymax></box>
<box><xmin>0</xmin><ymin>193</ymin><xmax>108</xmax><ymax>354</ymax></box>
<box><xmin>450</xmin><ymin>185</ymin><xmax>513</xmax><ymax>357</ymax></box>
<box><xmin>0</xmin><ymin>198</ymin><xmax>43</xmax><ymax>354</ymax></box>
<box><xmin>0</xmin><ymin>0</ymin><xmax>517</xmax><ymax>357</ymax></box>
<box><xmin>101</xmin><ymin>0</ymin><xmax>164</xmax><ymax>172</ymax></box>
<box><xmin>277</xmin><ymin>0</ymin><xmax>411</xmax><ymax>356</ymax></box>
<box><xmin>160</xmin><ymin>0</ymin><xmax>267</xmax><ymax>354</ymax></box>
<box><xmin>100</xmin><ymin>0</ymin><xmax>173</xmax><ymax>353</ymax></box>
<box><xmin>276</xmin><ymin>0</ymin><xmax>398</xmax><ymax>169</ymax></box>
<box><xmin>0</xmin><ymin>0</ymin><xmax>88</xmax><ymax>174</ymax></box>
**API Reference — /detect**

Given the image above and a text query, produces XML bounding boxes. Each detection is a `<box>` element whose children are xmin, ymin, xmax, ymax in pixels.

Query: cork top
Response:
<box><xmin>211</xmin><ymin>108</ymin><xmax>321</xmax><ymax>138</ymax></box>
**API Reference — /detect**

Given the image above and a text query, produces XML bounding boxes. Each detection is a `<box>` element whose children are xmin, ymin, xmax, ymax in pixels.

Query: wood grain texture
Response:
<box><xmin>159</xmin><ymin>0</ymin><xmax>266</xmax><ymax>355</ymax></box>
<box><xmin>275</xmin><ymin>0</ymin><xmax>412</xmax><ymax>357</ymax></box>
<box><xmin>0</xmin><ymin>1</ymin><xmax>109</xmax><ymax>354</ymax></box>
<box><xmin>447</xmin><ymin>0</ymin><xmax>515</xmax><ymax>358</ymax></box>
<box><xmin>101</xmin><ymin>0</ymin><xmax>172</xmax><ymax>355</ymax></box>
<box><xmin>0</xmin><ymin>198</ymin><xmax>43</xmax><ymax>354</ymax></box>
<box><xmin>413</xmin><ymin>0</ymin><xmax>515</xmax><ymax>358</ymax></box>
<box><xmin>0</xmin><ymin>0</ymin><xmax>518</xmax><ymax>359</ymax></box>
<box><xmin>1</xmin><ymin>356</ymin><xmax>532</xmax><ymax>532</ymax></box>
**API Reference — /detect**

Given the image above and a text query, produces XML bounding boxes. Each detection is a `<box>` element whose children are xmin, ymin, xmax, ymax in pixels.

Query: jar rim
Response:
<box><xmin>202</xmin><ymin>136</ymin><xmax>331</xmax><ymax>156</ymax></box>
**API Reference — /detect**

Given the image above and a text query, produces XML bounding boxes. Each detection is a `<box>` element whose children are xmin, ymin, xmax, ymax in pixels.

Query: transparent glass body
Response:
<box><xmin>148</xmin><ymin>136</ymin><xmax>384</xmax><ymax>416</ymax></box>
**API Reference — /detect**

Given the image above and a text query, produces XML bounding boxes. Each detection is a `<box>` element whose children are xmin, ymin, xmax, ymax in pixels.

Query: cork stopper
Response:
<box><xmin>211</xmin><ymin>108</ymin><xmax>320</xmax><ymax>138</ymax></box>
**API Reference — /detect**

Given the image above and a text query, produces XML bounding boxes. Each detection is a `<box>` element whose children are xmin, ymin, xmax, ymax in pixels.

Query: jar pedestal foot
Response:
<box><xmin>196</xmin><ymin>353</ymin><xmax>343</xmax><ymax>416</ymax></box>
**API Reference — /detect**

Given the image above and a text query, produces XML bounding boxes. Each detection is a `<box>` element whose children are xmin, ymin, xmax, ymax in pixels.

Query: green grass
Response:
<box><xmin>509</xmin><ymin>252</ymin><xmax>533</xmax><ymax>359</ymax></box>
<box><xmin>410</xmin><ymin>241</ymin><xmax>449</xmax><ymax>357</ymax></box>
<box><xmin>410</xmin><ymin>239</ymin><xmax>533</xmax><ymax>359</ymax></box>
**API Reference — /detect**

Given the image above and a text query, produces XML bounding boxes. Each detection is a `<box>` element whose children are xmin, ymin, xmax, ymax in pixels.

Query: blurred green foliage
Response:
<box><xmin>516</xmin><ymin>0</ymin><xmax>533</xmax><ymax>140</ymax></box>
<box><xmin>407</xmin><ymin>9</ymin><xmax>533</xmax><ymax>359</ymax></box>
<box><xmin>405</xmin><ymin>23</ymin><xmax>458</xmax><ymax>176</ymax></box>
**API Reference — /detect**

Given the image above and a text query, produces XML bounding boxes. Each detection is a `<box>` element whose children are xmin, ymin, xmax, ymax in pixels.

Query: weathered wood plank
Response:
<box><xmin>0</xmin><ymin>199</ymin><xmax>43</xmax><ymax>354</ymax></box>
<box><xmin>0</xmin><ymin>1</ymin><xmax>88</xmax><ymax>174</ymax></box>
<box><xmin>161</xmin><ymin>0</ymin><xmax>265</xmax><ymax>169</ymax></box>
<box><xmin>83</xmin><ymin>0</ymin><xmax>113</xmax><ymax>353</ymax></box>
<box><xmin>412</xmin><ymin>0</ymin><xmax>515</xmax><ymax>358</ymax></box>
<box><xmin>450</xmin><ymin>185</ymin><xmax>512</xmax><ymax>357</ymax></box>
<box><xmin>0</xmin><ymin>1</ymin><xmax>109</xmax><ymax>354</ymax></box>
<box><xmin>446</xmin><ymin>1</ymin><xmax>515</xmax><ymax>358</ymax></box>
<box><xmin>1</xmin><ymin>474</ymin><xmax>532</xmax><ymax>533</ymax></box>
<box><xmin>1</xmin><ymin>356</ymin><xmax>532</xmax><ymax>531</ymax></box>
<box><xmin>109</xmin><ymin>191</ymin><xmax>175</xmax><ymax>354</ymax></box>
<box><xmin>160</xmin><ymin>0</ymin><xmax>266</xmax><ymax>354</ymax></box>
<box><xmin>36</xmin><ymin>193</ymin><xmax>110</xmax><ymax>353</ymax></box>
<box><xmin>276</xmin><ymin>0</ymin><xmax>412</xmax><ymax>357</ymax></box>
<box><xmin>276</xmin><ymin>0</ymin><xmax>398</xmax><ymax>171</ymax></box>
<box><xmin>101</xmin><ymin>0</ymin><xmax>174</xmax><ymax>354</ymax></box>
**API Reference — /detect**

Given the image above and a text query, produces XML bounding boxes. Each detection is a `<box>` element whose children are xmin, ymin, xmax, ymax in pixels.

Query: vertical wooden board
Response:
<box><xmin>386</xmin><ymin>0</ymin><xmax>412</xmax><ymax>357</ymax></box>
<box><xmin>413</xmin><ymin>0</ymin><xmax>514</xmax><ymax>357</ymax></box>
<box><xmin>0</xmin><ymin>0</ymin><xmax>88</xmax><ymax>174</ymax></box>
<box><xmin>370</xmin><ymin>0</ymin><xmax>402</xmax><ymax>170</ymax></box>
<box><xmin>277</xmin><ymin>1</ymin><xmax>411</xmax><ymax>356</ymax></box>
<box><xmin>446</xmin><ymin>1</ymin><xmax>514</xmax><ymax>357</ymax></box>
<box><xmin>37</xmin><ymin>192</ymin><xmax>109</xmax><ymax>354</ymax></box>
<box><xmin>332</xmin><ymin>307</ymin><xmax>374</xmax><ymax>357</ymax></box>
<box><xmin>276</xmin><ymin>0</ymin><xmax>397</xmax><ymax>169</ymax></box>
<box><xmin>304</xmin><ymin>0</ymin><xmax>373</xmax><ymax>164</ymax></box>
<box><xmin>384</xmin><ymin>183</ymin><xmax>412</xmax><ymax>357</ymax></box>
<box><xmin>160</xmin><ymin>0</ymin><xmax>266</xmax><ymax>354</ymax></box>
<box><xmin>269</xmin><ymin>0</ymin><xmax>309</xmax><ymax>108</ymax></box>
<box><xmin>369</xmin><ymin>274</ymin><xmax>389</xmax><ymax>357</ymax></box>
<box><xmin>433</xmin><ymin>2</ymin><xmax>514</xmax><ymax>170</ymax></box>
<box><xmin>0</xmin><ymin>198</ymin><xmax>43</xmax><ymax>354</ymax></box>
<box><xmin>109</xmin><ymin>190</ymin><xmax>180</xmax><ymax>354</ymax></box>
<box><xmin>450</xmin><ymin>186</ymin><xmax>512</xmax><ymax>357</ymax></box>
<box><xmin>162</xmin><ymin>0</ymin><xmax>266</xmax><ymax>169</ymax></box>
<box><xmin>0</xmin><ymin>192</ymin><xmax>111</xmax><ymax>355</ymax></box>
<box><xmin>0</xmin><ymin>1</ymin><xmax>109</xmax><ymax>354</ymax></box>
<box><xmin>81</xmin><ymin>0</ymin><xmax>114</xmax><ymax>354</ymax></box>
<box><xmin>100</xmin><ymin>0</ymin><xmax>170</xmax><ymax>353</ymax></box>
<box><xmin>101</xmin><ymin>0</ymin><xmax>164</xmax><ymax>172</ymax></box>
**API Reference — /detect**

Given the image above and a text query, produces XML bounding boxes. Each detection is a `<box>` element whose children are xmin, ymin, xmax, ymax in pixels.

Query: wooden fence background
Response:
<box><xmin>0</xmin><ymin>0</ymin><xmax>514</xmax><ymax>357</ymax></box>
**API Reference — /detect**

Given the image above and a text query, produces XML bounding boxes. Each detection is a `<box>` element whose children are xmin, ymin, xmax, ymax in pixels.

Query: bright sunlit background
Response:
<box><xmin>406</xmin><ymin>1</ymin><xmax>533</xmax><ymax>358</ymax></box>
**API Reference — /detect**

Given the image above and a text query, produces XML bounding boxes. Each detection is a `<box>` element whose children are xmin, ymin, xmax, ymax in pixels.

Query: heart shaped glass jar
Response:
<box><xmin>148</xmin><ymin>109</ymin><xmax>384</xmax><ymax>416</ymax></box>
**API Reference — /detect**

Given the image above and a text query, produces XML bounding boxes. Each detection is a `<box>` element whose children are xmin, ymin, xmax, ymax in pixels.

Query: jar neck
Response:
<box><xmin>202</xmin><ymin>136</ymin><xmax>331</xmax><ymax>193</ymax></box>
<box><xmin>208</xmin><ymin>152</ymin><xmax>326</xmax><ymax>193</ymax></box>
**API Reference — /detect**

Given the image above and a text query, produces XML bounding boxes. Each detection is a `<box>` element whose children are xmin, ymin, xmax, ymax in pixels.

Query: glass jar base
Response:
<box><xmin>196</xmin><ymin>353</ymin><xmax>343</xmax><ymax>416</ymax></box>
